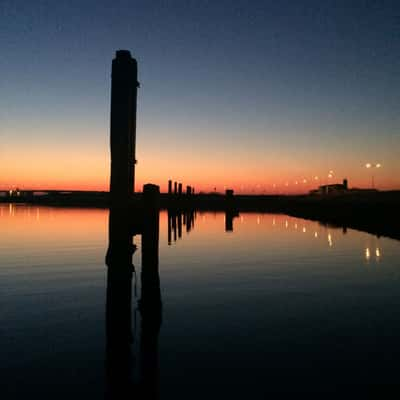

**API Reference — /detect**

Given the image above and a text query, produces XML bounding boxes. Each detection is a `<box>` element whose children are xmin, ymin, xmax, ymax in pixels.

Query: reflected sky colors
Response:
<box><xmin>2</xmin><ymin>205</ymin><xmax>400</xmax><ymax>396</ymax></box>
<box><xmin>0</xmin><ymin>205</ymin><xmax>396</xmax><ymax>272</ymax></box>
<box><xmin>1</xmin><ymin>1</ymin><xmax>399</xmax><ymax>192</ymax></box>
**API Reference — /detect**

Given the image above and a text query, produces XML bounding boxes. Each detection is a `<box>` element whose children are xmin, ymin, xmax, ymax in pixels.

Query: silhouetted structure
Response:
<box><xmin>310</xmin><ymin>179</ymin><xmax>349</xmax><ymax>195</ymax></box>
<box><xmin>105</xmin><ymin>185</ymin><xmax>162</xmax><ymax>399</ymax></box>
<box><xmin>109</xmin><ymin>50</ymin><xmax>139</xmax><ymax>205</ymax></box>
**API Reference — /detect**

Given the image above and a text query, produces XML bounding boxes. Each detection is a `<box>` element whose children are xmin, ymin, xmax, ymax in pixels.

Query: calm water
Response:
<box><xmin>1</xmin><ymin>204</ymin><xmax>400</xmax><ymax>397</ymax></box>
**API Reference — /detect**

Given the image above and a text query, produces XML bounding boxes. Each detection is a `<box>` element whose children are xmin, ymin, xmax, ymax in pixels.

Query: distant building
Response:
<box><xmin>310</xmin><ymin>179</ymin><xmax>348</xmax><ymax>195</ymax></box>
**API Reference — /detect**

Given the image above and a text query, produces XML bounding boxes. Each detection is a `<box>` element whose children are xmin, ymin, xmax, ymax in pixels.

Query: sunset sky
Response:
<box><xmin>1</xmin><ymin>0</ymin><xmax>399</xmax><ymax>193</ymax></box>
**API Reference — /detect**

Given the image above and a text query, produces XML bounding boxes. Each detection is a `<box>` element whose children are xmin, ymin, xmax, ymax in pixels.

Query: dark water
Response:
<box><xmin>1</xmin><ymin>204</ymin><xmax>400</xmax><ymax>398</ymax></box>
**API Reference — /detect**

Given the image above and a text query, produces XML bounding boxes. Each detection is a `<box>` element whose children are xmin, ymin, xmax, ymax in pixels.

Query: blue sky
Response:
<box><xmin>1</xmin><ymin>0</ymin><xmax>399</xmax><ymax>191</ymax></box>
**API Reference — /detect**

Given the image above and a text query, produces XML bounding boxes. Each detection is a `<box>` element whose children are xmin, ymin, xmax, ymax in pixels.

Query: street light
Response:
<box><xmin>365</xmin><ymin>163</ymin><xmax>381</xmax><ymax>189</ymax></box>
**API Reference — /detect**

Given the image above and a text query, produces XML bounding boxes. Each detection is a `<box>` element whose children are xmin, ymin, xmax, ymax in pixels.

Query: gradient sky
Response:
<box><xmin>1</xmin><ymin>0</ymin><xmax>399</xmax><ymax>193</ymax></box>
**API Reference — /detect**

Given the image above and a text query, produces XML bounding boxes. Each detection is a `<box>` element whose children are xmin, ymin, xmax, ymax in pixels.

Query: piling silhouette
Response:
<box><xmin>109</xmin><ymin>50</ymin><xmax>139</xmax><ymax>206</ymax></box>
<box><xmin>105</xmin><ymin>185</ymin><xmax>162</xmax><ymax>399</ymax></box>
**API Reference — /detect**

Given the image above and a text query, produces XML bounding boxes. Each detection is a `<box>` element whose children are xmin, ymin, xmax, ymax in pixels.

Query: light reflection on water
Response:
<box><xmin>1</xmin><ymin>204</ymin><xmax>400</xmax><ymax>398</ymax></box>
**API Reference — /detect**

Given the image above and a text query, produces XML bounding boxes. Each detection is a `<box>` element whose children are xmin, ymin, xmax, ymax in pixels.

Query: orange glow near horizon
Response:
<box><xmin>2</xmin><ymin>170</ymin><xmax>399</xmax><ymax>194</ymax></box>
<box><xmin>1</xmin><ymin>134</ymin><xmax>399</xmax><ymax>194</ymax></box>
<box><xmin>2</xmin><ymin>166</ymin><xmax>399</xmax><ymax>194</ymax></box>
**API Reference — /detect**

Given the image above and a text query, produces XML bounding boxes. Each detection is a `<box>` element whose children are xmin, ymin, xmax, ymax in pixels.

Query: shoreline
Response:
<box><xmin>2</xmin><ymin>190</ymin><xmax>399</xmax><ymax>241</ymax></box>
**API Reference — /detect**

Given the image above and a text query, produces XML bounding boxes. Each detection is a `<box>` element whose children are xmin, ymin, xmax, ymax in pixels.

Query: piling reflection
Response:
<box><xmin>225</xmin><ymin>209</ymin><xmax>239</xmax><ymax>232</ymax></box>
<box><xmin>140</xmin><ymin>200</ymin><xmax>162</xmax><ymax>399</ymax></box>
<box><xmin>105</xmin><ymin>208</ymin><xmax>135</xmax><ymax>397</ymax></box>
<box><xmin>178</xmin><ymin>212</ymin><xmax>182</xmax><ymax>239</ymax></box>
<box><xmin>167</xmin><ymin>209</ymin><xmax>196</xmax><ymax>244</ymax></box>
<box><xmin>105</xmin><ymin>205</ymin><xmax>162</xmax><ymax>399</ymax></box>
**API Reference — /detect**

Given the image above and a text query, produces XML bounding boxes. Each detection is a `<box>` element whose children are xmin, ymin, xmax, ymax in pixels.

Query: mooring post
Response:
<box><xmin>143</xmin><ymin>184</ymin><xmax>160</xmax><ymax>212</ymax></box>
<box><xmin>226</xmin><ymin>189</ymin><xmax>234</xmax><ymax>199</ymax></box>
<box><xmin>174</xmin><ymin>182</ymin><xmax>177</xmax><ymax>196</ymax></box>
<box><xmin>168</xmin><ymin>180</ymin><xmax>172</xmax><ymax>196</ymax></box>
<box><xmin>109</xmin><ymin>50</ymin><xmax>139</xmax><ymax>206</ymax></box>
<box><xmin>178</xmin><ymin>183</ymin><xmax>182</xmax><ymax>197</ymax></box>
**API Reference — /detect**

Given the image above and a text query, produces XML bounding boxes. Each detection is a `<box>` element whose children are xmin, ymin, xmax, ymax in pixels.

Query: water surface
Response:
<box><xmin>1</xmin><ymin>204</ymin><xmax>400</xmax><ymax>397</ymax></box>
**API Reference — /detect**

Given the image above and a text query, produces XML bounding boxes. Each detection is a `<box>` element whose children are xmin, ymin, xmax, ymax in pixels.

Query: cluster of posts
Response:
<box><xmin>167</xmin><ymin>180</ymin><xmax>195</xmax><ymax>197</ymax></box>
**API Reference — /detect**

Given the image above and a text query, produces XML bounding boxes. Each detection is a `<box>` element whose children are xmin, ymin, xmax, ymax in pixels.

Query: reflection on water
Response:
<box><xmin>1</xmin><ymin>204</ymin><xmax>400</xmax><ymax>397</ymax></box>
<box><xmin>105</xmin><ymin>208</ymin><xmax>137</xmax><ymax>397</ymax></box>
<box><xmin>105</xmin><ymin>206</ymin><xmax>162</xmax><ymax>399</ymax></box>
<box><xmin>167</xmin><ymin>210</ymin><xmax>195</xmax><ymax>244</ymax></box>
